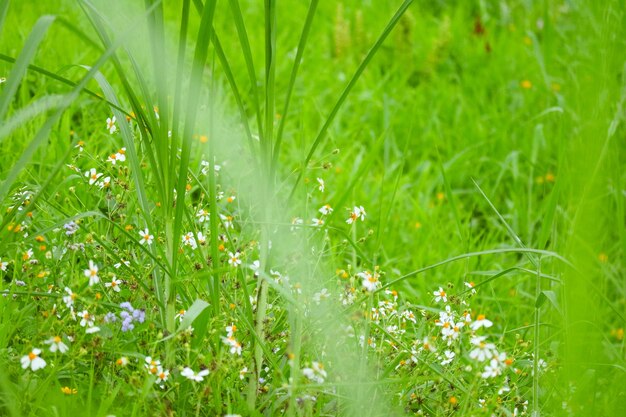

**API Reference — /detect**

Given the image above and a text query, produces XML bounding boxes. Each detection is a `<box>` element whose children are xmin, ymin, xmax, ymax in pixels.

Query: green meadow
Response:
<box><xmin>0</xmin><ymin>0</ymin><xmax>624</xmax><ymax>416</ymax></box>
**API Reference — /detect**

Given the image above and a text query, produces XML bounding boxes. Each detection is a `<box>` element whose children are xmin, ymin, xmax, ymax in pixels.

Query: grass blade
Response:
<box><xmin>0</xmin><ymin>14</ymin><xmax>55</xmax><ymax>121</ymax></box>
<box><xmin>287</xmin><ymin>0</ymin><xmax>414</xmax><ymax>200</ymax></box>
<box><xmin>227</xmin><ymin>0</ymin><xmax>264</xmax><ymax>143</ymax></box>
<box><xmin>271</xmin><ymin>0</ymin><xmax>319</xmax><ymax>178</ymax></box>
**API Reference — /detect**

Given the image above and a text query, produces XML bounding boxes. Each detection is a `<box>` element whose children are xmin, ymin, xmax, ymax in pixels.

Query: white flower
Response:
<box><xmin>63</xmin><ymin>287</ymin><xmax>76</xmax><ymax>308</ymax></box>
<box><xmin>302</xmin><ymin>361</ymin><xmax>327</xmax><ymax>384</ymax></box>
<box><xmin>316</xmin><ymin>177</ymin><xmax>325</xmax><ymax>192</ymax></box>
<box><xmin>436</xmin><ymin>305</ymin><xmax>454</xmax><ymax>326</ymax></box>
<box><xmin>182</xmin><ymin>232</ymin><xmax>197</xmax><ymax>249</ymax></box>
<box><xmin>115</xmin><ymin>148</ymin><xmax>126</xmax><ymax>162</ymax></box>
<box><xmin>318</xmin><ymin>204</ymin><xmax>333</xmax><ymax>215</ymax></box>
<box><xmin>104</xmin><ymin>276</ymin><xmax>122</xmax><ymax>292</ymax></box>
<box><xmin>346</xmin><ymin>206</ymin><xmax>366</xmax><ymax>224</ymax></box>
<box><xmin>21</xmin><ymin>348</ymin><xmax>46</xmax><ymax>371</ymax></box>
<box><xmin>23</xmin><ymin>249</ymin><xmax>34</xmax><ymax>262</ymax></box>
<box><xmin>197</xmin><ymin>209</ymin><xmax>210</xmax><ymax>223</ymax></box>
<box><xmin>0</xmin><ymin>258</ymin><xmax>8</xmax><ymax>271</ymax></box>
<box><xmin>222</xmin><ymin>336</ymin><xmax>242</xmax><ymax>355</ymax></box>
<box><xmin>228</xmin><ymin>251</ymin><xmax>242</xmax><ymax>267</ymax></box>
<box><xmin>433</xmin><ymin>287</ymin><xmax>447</xmax><ymax>303</ymax></box>
<box><xmin>156</xmin><ymin>367</ymin><xmax>170</xmax><ymax>384</ymax></box>
<box><xmin>116</xmin><ymin>356</ymin><xmax>129</xmax><ymax>366</ymax></box>
<box><xmin>84</xmin><ymin>260</ymin><xmax>100</xmax><ymax>286</ymax></box>
<box><xmin>461</xmin><ymin>310</ymin><xmax>472</xmax><ymax>323</ymax></box>
<box><xmin>114</xmin><ymin>260</ymin><xmax>130</xmax><ymax>269</ymax></box>
<box><xmin>106</xmin><ymin>116</ymin><xmax>117</xmax><ymax>134</ymax></box>
<box><xmin>44</xmin><ymin>336</ymin><xmax>69</xmax><ymax>353</ymax></box>
<box><xmin>464</xmin><ymin>281</ymin><xmax>477</xmax><ymax>294</ymax></box>
<box><xmin>138</xmin><ymin>228</ymin><xmax>154</xmax><ymax>245</ymax></box>
<box><xmin>440</xmin><ymin>350</ymin><xmax>455</xmax><ymax>365</ymax></box>
<box><xmin>181</xmin><ymin>367</ymin><xmax>209</xmax><ymax>382</ymax></box>
<box><xmin>312</xmin><ymin>288</ymin><xmax>331</xmax><ymax>304</ymax></box>
<box><xmin>400</xmin><ymin>309</ymin><xmax>417</xmax><ymax>324</ymax></box>
<box><xmin>107</xmin><ymin>153</ymin><xmax>120</xmax><ymax>165</ymax></box>
<box><xmin>419</xmin><ymin>336</ymin><xmax>436</xmax><ymax>353</ymax></box>
<box><xmin>469</xmin><ymin>336</ymin><xmax>496</xmax><ymax>362</ymax></box>
<box><xmin>470</xmin><ymin>314</ymin><xmax>493</xmax><ymax>331</ymax></box>
<box><xmin>85</xmin><ymin>168</ymin><xmax>103</xmax><ymax>186</ymax></box>
<box><xmin>311</xmin><ymin>218</ymin><xmax>324</xmax><ymax>227</ymax></box>
<box><xmin>219</xmin><ymin>214</ymin><xmax>234</xmax><ymax>229</ymax></box>
<box><xmin>196</xmin><ymin>231</ymin><xmax>206</xmax><ymax>245</ymax></box>
<box><xmin>239</xmin><ymin>367</ymin><xmax>248</xmax><ymax>380</ymax></box>
<box><xmin>225</xmin><ymin>323</ymin><xmax>237</xmax><ymax>338</ymax></box>
<box><xmin>441</xmin><ymin>321</ymin><xmax>464</xmax><ymax>344</ymax></box>
<box><xmin>290</xmin><ymin>217</ymin><xmax>303</xmax><ymax>231</ymax></box>
<box><xmin>481</xmin><ymin>358</ymin><xmax>502</xmax><ymax>378</ymax></box>
<box><xmin>97</xmin><ymin>176</ymin><xmax>111</xmax><ymax>189</ymax></box>
<box><xmin>145</xmin><ymin>357</ymin><xmax>161</xmax><ymax>375</ymax></box>
<box><xmin>358</xmin><ymin>271</ymin><xmax>380</xmax><ymax>292</ymax></box>
<box><xmin>78</xmin><ymin>310</ymin><xmax>96</xmax><ymax>329</ymax></box>
<box><xmin>249</xmin><ymin>260</ymin><xmax>260</xmax><ymax>277</ymax></box>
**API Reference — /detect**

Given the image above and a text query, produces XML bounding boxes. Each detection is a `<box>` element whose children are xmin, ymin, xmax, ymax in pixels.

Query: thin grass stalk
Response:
<box><xmin>80</xmin><ymin>1</ymin><xmax>172</xmax><ymax>333</ymax></box>
<box><xmin>168</xmin><ymin>0</ymin><xmax>217</xmax><ymax>363</ymax></box>
<box><xmin>271</xmin><ymin>0</ymin><xmax>319</xmax><ymax>182</ymax></box>
<box><xmin>145</xmin><ymin>0</ymin><xmax>172</xmax><ymax>197</ymax></box>
<box><xmin>0</xmin><ymin>134</ymin><xmax>80</xmax><ymax>252</ymax></box>
<box><xmin>0</xmin><ymin>6</ymin><xmax>156</xmax><ymax>211</ymax></box>
<box><xmin>286</xmin><ymin>309</ymin><xmax>302</xmax><ymax>416</ymax></box>
<box><xmin>533</xmin><ymin>257</ymin><xmax>542</xmax><ymax>417</ymax></box>
<box><xmin>171</xmin><ymin>0</ymin><xmax>190</xmax><ymax>157</ymax></box>
<box><xmin>379</xmin><ymin>248</ymin><xmax>571</xmax><ymax>292</ymax></box>
<box><xmin>287</xmin><ymin>0</ymin><xmax>414</xmax><ymax>201</ymax></box>
<box><xmin>79</xmin><ymin>2</ymin><xmax>168</xmax><ymax>205</ymax></box>
<box><xmin>247</xmin><ymin>0</ymin><xmax>277</xmax><ymax>407</ymax></box>
<box><xmin>0</xmin><ymin>53</ymin><xmax>125</xmax><ymax>110</ymax></box>
<box><xmin>227</xmin><ymin>0</ymin><xmax>265</xmax><ymax>144</ymax></box>
<box><xmin>0</xmin><ymin>0</ymin><xmax>8</xmax><ymax>34</ymax></box>
<box><xmin>0</xmin><ymin>15</ymin><xmax>55</xmax><ymax>121</ymax></box>
<box><xmin>211</xmin><ymin>33</ymin><xmax>260</xmax><ymax>164</ymax></box>
<box><xmin>207</xmin><ymin>55</ymin><xmax>221</xmax><ymax>316</ymax></box>
<box><xmin>263</xmin><ymin>0</ymin><xmax>276</xmax><ymax>174</ymax></box>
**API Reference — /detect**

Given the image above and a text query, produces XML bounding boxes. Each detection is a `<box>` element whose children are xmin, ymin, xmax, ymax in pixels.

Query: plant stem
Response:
<box><xmin>533</xmin><ymin>257</ymin><xmax>542</xmax><ymax>417</ymax></box>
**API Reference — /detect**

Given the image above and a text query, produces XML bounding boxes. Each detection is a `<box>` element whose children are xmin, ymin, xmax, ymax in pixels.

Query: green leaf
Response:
<box><xmin>177</xmin><ymin>298</ymin><xmax>210</xmax><ymax>332</ymax></box>
<box><xmin>535</xmin><ymin>290</ymin><xmax>561</xmax><ymax>314</ymax></box>
<box><xmin>0</xmin><ymin>15</ymin><xmax>56</xmax><ymax>121</ymax></box>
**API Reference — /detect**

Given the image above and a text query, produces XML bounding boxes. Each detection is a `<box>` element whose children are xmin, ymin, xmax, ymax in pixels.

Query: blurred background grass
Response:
<box><xmin>1</xmin><ymin>0</ymin><xmax>624</xmax><ymax>415</ymax></box>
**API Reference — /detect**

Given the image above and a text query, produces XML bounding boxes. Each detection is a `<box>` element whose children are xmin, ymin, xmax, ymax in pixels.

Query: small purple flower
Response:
<box><xmin>117</xmin><ymin>301</ymin><xmax>145</xmax><ymax>332</ymax></box>
<box><xmin>132</xmin><ymin>309</ymin><xmax>145</xmax><ymax>323</ymax></box>
<box><xmin>120</xmin><ymin>302</ymin><xmax>133</xmax><ymax>312</ymax></box>
<box><xmin>104</xmin><ymin>312</ymin><xmax>117</xmax><ymax>323</ymax></box>
<box><xmin>121</xmin><ymin>317</ymin><xmax>134</xmax><ymax>332</ymax></box>
<box><xmin>64</xmin><ymin>221</ymin><xmax>79</xmax><ymax>236</ymax></box>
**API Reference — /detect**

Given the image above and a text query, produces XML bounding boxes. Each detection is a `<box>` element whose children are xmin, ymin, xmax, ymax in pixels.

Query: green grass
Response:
<box><xmin>0</xmin><ymin>0</ymin><xmax>625</xmax><ymax>416</ymax></box>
